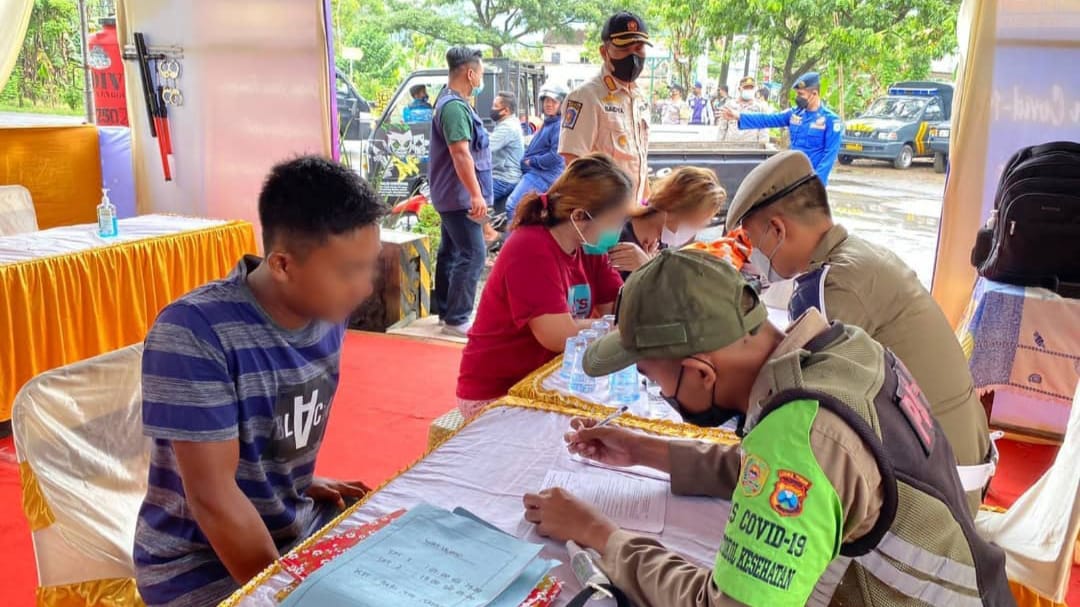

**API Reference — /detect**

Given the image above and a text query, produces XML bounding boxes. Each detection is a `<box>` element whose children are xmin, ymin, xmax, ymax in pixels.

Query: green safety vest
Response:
<box><xmin>713</xmin><ymin>399</ymin><xmax>842</xmax><ymax>606</ymax></box>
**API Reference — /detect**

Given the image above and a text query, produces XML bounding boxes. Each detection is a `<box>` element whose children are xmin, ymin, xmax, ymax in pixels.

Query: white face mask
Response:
<box><xmin>661</xmin><ymin>224</ymin><xmax>698</xmax><ymax>248</ymax></box>
<box><xmin>749</xmin><ymin>226</ymin><xmax>788</xmax><ymax>284</ymax></box>
<box><xmin>741</xmin><ymin>89</ymin><xmax>755</xmax><ymax>101</ymax></box>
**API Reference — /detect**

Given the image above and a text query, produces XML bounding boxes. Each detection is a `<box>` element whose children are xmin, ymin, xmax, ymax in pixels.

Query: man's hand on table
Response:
<box><xmin>522</xmin><ymin>488</ymin><xmax>618</xmax><ymax>553</ymax></box>
<box><xmin>306</xmin><ymin>477</ymin><xmax>371</xmax><ymax>510</ymax></box>
<box><xmin>565</xmin><ymin>417</ymin><xmax>671</xmax><ymax>472</ymax></box>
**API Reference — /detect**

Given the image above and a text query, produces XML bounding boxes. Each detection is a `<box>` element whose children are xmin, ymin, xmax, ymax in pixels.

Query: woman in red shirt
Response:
<box><xmin>456</xmin><ymin>154</ymin><xmax>632</xmax><ymax>416</ymax></box>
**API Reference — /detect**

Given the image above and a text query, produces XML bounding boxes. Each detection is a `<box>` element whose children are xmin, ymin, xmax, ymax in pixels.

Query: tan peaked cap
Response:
<box><xmin>724</xmin><ymin>150</ymin><xmax>819</xmax><ymax>232</ymax></box>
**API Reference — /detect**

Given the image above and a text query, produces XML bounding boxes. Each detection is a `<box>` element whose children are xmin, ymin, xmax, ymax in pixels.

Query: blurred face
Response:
<box><xmin>267</xmin><ymin>224</ymin><xmax>382</xmax><ymax>323</ymax></box>
<box><xmin>694</xmin><ymin>86</ymin><xmax>702</xmax><ymax>96</ymax></box>
<box><xmin>667</xmin><ymin>206</ymin><xmax>717</xmax><ymax>234</ymax></box>
<box><xmin>570</xmin><ymin>203</ymin><xmax>628</xmax><ymax>251</ymax></box>
<box><xmin>794</xmin><ymin>87</ymin><xmax>818</xmax><ymax>108</ymax></box>
<box><xmin>542</xmin><ymin>97</ymin><xmax>560</xmax><ymax>116</ymax></box>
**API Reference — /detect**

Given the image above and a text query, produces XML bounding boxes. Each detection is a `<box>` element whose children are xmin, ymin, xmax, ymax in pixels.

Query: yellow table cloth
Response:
<box><xmin>0</xmin><ymin>214</ymin><xmax>257</xmax><ymax>420</ymax></box>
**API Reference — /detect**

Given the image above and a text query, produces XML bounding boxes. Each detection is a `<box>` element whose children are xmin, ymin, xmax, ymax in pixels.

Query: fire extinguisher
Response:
<box><xmin>87</xmin><ymin>17</ymin><xmax>129</xmax><ymax>126</ymax></box>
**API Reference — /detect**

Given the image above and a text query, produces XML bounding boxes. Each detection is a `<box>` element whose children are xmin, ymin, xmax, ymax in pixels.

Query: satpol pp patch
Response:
<box><xmin>739</xmin><ymin>453</ymin><xmax>770</xmax><ymax>497</ymax></box>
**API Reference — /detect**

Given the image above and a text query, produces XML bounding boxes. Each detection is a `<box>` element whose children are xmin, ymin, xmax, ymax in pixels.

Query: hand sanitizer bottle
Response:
<box><xmin>97</xmin><ymin>188</ymin><xmax>118</xmax><ymax>238</ymax></box>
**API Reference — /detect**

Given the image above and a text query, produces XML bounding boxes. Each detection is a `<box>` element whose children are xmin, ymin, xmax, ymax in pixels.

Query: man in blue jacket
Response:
<box><xmin>722</xmin><ymin>72</ymin><xmax>843</xmax><ymax>184</ymax></box>
<box><xmin>505</xmin><ymin>82</ymin><xmax>568</xmax><ymax>220</ymax></box>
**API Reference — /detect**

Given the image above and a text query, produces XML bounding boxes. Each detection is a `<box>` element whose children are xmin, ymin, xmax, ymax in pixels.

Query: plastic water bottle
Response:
<box><xmin>560</xmin><ymin>335</ymin><xmax>584</xmax><ymax>379</ymax></box>
<box><xmin>610</xmin><ymin>365</ymin><xmax>639</xmax><ymax>403</ymax></box>
<box><xmin>568</xmin><ymin>339</ymin><xmax>596</xmax><ymax>394</ymax></box>
<box><xmin>579</xmin><ymin>329</ymin><xmax>600</xmax><ymax>347</ymax></box>
<box><xmin>602</xmin><ymin>314</ymin><xmax>616</xmax><ymax>328</ymax></box>
<box><xmin>591</xmin><ymin>320</ymin><xmax>611</xmax><ymax>335</ymax></box>
<box><xmin>97</xmin><ymin>188</ymin><xmax>118</xmax><ymax>238</ymax></box>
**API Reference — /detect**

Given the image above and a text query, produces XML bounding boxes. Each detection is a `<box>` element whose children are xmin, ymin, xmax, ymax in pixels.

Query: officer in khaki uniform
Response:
<box><xmin>522</xmin><ymin>250</ymin><xmax>1014</xmax><ymax>607</ymax></box>
<box><xmin>725</xmin><ymin>151</ymin><xmax>993</xmax><ymax>516</ymax></box>
<box><xmin>559</xmin><ymin>11</ymin><xmax>651</xmax><ymax>204</ymax></box>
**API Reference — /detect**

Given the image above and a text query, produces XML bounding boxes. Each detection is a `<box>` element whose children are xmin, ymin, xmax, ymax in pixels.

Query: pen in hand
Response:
<box><xmin>593</xmin><ymin>405</ymin><xmax>630</xmax><ymax>429</ymax></box>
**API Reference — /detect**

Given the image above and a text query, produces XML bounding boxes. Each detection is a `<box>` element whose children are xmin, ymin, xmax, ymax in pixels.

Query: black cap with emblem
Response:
<box><xmin>601</xmin><ymin>11</ymin><xmax>653</xmax><ymax>47</ymax></box>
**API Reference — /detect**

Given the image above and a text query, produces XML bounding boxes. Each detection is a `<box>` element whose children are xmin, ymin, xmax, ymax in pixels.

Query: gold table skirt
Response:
<box><xmin>1</xmin><ymin>219</ymin><xmax>257</xmax><ymax>420</ymax></box>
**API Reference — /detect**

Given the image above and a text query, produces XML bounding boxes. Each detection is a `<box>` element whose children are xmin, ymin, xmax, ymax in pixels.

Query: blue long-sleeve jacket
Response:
<box><xmin>739</xmin><ymin>105</ymin><xmax>843</xmax><ymax>184</ymax></box>
<box><xmin>520</xmin><ymin>114</ymin><xmax>565</xmax><ymax>180</ymax></box>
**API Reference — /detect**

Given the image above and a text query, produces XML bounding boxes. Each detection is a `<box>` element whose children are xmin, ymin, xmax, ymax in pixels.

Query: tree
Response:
<box><xmin>332</xmin><ymin>0</ymin><xmax>410</xmax><ymax>100</ymax></box>
<box><xmin>649</xmin><ymin>2</ymin><xmax>705</xmax><ymax>89</ymax></box>
<box><xmin>698</xmin><ymin>0</ymin><xmax>959</xmax><ymax>113</ymax></box>
<box><xmin>0</xmin><ymin>0</ymin><xmax>85</xmax><ymax>111</ymax></box>
<box><xmin>385</xmin><ymin>0</ymin><xmax>625</xmax><ymax>58</ymax></box>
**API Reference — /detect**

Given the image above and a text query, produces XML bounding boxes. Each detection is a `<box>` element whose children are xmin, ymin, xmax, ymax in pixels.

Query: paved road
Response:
<box><xmin>0</xmin><ymin>111</ymin><xmax>86</xmax><ymax>127</ymax></box>
<box><xmin>828</xmin><ymin>160</ymin><xmax>945</xmax><ymax>287</ymax></box>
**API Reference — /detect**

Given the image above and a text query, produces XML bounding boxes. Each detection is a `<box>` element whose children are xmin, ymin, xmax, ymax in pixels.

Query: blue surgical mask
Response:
<box><xmin>572</xmin><ymin>213</ymin><xmax>621</xmax><ymax>255</ymax></box>
<box><xmin>471</xmin><ymin>73</ymin><xmax>485</xmax><ymax>97</ymax></box>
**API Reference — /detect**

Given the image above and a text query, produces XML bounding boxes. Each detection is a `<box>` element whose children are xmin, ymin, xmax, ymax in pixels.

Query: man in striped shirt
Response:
<box><xmin>134</xmin><ymin>156</ymin><xmax>386</xmax><ymax>606</ymax></box>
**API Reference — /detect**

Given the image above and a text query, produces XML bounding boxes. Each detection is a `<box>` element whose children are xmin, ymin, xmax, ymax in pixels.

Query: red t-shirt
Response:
<box><xmin>457</xmin><ymin>224</ymin><xmax>624</xmax><ymax>400</ymax></box>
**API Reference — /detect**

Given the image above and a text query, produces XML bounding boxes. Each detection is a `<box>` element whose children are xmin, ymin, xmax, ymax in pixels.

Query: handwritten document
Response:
<box><xmin>281</xmin><ymin>503</ymin><xmax>543</xmax><ymax>607</ymax></box>
<box><xmin>540</xmin><ymin>469</ymin><xmax>668</xmax><ymax>533</ymax></box>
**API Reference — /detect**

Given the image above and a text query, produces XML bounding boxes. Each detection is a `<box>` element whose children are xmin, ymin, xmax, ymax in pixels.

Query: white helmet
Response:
<box><xmin>539</xmin><ymin>82</ymin><xmax>569</xmax><ymax>103</ymax></box>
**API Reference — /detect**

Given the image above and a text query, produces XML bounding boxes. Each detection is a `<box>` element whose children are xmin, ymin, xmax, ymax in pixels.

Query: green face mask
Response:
<box><xmin>573</xmin><ymin>212</ymin><xmax>621</xmax><ymax>255</ymax></box>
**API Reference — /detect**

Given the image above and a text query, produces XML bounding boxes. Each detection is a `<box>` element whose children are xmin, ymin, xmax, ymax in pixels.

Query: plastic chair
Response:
<box><xmin>0</xmin><ymin>184</ymin><xmax>39</xmax><ymax>236</ymax></box>
<box><xmin>12</xmin><ymin>344</ymin><xmax>149</xmax><ymax>606</ymax></box>
<box><xmin>976</xmin><ymin>380</ymin><xmax>1080</xmax><ymax>606</ymax></box>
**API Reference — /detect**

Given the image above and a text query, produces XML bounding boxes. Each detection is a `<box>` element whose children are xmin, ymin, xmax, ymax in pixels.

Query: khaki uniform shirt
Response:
<box><xmin>600</xmin><ymin>310</ymin><xmax>884</xmax><ymax>607</ymax></box>
<box><xmin>559</xmin><ymin>67</ymin><xmax>650</xmax><ymax>203</ymax></box>
<box><xmin>802</xmin><ymin>225</ymin><xmax>991</xmax><ymax>500</ymax></box>
<box><xmin>717</xmin><ymin>98</ymin><xmax>771</xmax><ymax>146</ymax></box>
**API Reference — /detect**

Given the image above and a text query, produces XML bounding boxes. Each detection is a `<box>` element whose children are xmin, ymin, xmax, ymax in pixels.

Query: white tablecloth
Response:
<box><xmin>235</xmin><ymin>405</ymin><xmax>731</xmax><ymax>607</ymax></box>
<box><xmin>0</xmin><ymin>214</ymin><xmax>230</xmax><ymax>264</ymax></box>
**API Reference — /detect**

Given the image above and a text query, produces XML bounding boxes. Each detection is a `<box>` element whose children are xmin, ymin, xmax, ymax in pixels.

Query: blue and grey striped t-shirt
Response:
<box><xmin>134</xmin><ymin>256</ymin><xmax>346</xmax><ymax>607</ymax></box>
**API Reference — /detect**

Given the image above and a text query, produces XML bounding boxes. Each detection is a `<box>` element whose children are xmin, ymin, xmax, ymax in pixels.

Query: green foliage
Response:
<box><xmin>384</xmin><ymin>0</ymin><xmax>628</xmax><ymax>58</ymax></box>
<box><xmin>687</xmin><ymin>0</ymin><xmax>959</xmax><ymax>117</ymax></box>
<box><xmin>416</xmin><ymin>203</ymin><xmax>442</xmax><ymax>253</ymax></box>
<box><xmin>332</xmin><ymin>0</ymin><xmax>410</xmax><ymax>101</ymax></box>
<box><xmin>0</xmin><ymin>0</ymin><xmax>86</xmax><ymax>112</ymax></box>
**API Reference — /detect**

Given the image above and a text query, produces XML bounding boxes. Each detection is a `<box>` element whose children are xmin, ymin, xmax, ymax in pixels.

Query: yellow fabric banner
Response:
<box><xmin>0</xmin><ymin>126</ymin><xmax>103</xmax><ymax>230</ymax></box>
<box><xmin>1</xmin><ymin>221</ymin><xmax>257</xmax><ymax>420</ymax></box>
<box><xmin>36</xmin><ymin>578</ymin><xmax>143</xmax><ymax>607</ymax></box>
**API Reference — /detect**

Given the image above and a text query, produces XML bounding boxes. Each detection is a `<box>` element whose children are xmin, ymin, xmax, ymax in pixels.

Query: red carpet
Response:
<box><xmin>0</xmin><ymin>334</ymin><xmax>1075</xmax><ymax>605</ymax></box>
<box><xmin>0</xmin><ymin>331</ymin><xmax>462</xmax><ymax>607</ymax></box>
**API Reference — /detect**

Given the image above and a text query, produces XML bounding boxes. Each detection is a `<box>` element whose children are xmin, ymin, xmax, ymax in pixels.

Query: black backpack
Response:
<box><xmin>971</xmin><ymin>141</ymin><xmax>1080</xmax><ymax>297</ymax></box>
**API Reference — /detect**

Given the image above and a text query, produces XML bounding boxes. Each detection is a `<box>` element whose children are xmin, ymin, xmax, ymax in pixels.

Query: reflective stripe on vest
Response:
<box><xmin>806</xmin><ymin>555</ymin><xmax>851</xmax><ymax>606</ymax></box>
<box><xmin>876</xmin><ymin>531</ymin><xmax>979</xmax><ymax>591</ymax></box>
<box><xmin>857</xmin><ymin>550</ymin><xmax>983</xmax><ymax>607</ymax></box>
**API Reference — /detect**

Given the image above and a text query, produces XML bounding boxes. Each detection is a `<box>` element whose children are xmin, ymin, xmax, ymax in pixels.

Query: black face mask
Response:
<box><xmin>490</xmin><ymin>109</ymin><xmax>505</xmax><ymax>122</ymax></box>
<box><xmin>794</xmin><ymin>95</ymin><xmax>810</xmax><ymax>110</ymax></box>
<box><xmin>662</xmin><ymin>358</ymin><xmax>743</xmax><ymax>429</ymax></box>
<box><xmin>610</xmin><ymin>54</ymin><xmax>645</xmax><ymax>83</ymax></box>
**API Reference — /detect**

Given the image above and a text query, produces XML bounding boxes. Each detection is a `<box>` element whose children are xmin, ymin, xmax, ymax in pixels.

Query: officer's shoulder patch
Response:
<box><xmin>769</xmin><ymin>470</ymin><xmax>812</xmax><ymax>517</ymax></box>
<box><xmin>739</xmin><ymin>453</ymin><xmax>771</xmax><ymax>497</ymax></box>
<box><xmin>893</xmin><ymin>356</ymin><xmax>936</xmax><ymax>455</ymax></box>
<box><xmin>563</xmin><ymin>100</ymin><xmax>583</xmax><ymax>130</ymax></box>
<box><xmin>834</xmin><ymin>121</ymin><xmax>844</xmax><ymax>132</ymax></box>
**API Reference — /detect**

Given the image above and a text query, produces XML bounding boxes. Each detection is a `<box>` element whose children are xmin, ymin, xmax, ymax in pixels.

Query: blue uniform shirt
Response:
<box><xmin>740</xmin><ymin>105</ymin><xmax>843</xmax><ymax>184</ymax></box>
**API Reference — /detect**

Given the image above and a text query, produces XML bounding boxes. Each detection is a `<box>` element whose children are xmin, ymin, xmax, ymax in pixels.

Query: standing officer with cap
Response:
<box><xmin>559</xmin><ymin>11</ymin><xmax>652</xmax><ymax>204</ymax></box>
<box><xmin>521</xmin><ymin>248</ymin><xmax>1014</xmax><ymax>607</ymax></box>
<box><xmin>722</xmin><ymin>72</ymin><xmax>843</xmax><ymax>184</ymax></box>
<box><xmin>725</xmin><ymin>150</ymin><xmax>993</xmax><ymax>515</ymax></box>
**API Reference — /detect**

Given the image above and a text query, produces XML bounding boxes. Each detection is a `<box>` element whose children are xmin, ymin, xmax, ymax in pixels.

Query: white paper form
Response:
<box><xmin>539</xmin><ymin>469</ymin><xmax>668</xmax><ymax>533</ymax></box>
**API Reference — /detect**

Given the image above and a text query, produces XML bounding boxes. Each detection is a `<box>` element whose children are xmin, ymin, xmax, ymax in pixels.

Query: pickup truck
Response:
<box><xmin>366</xmin><ymin>71</ymin><xmax>775</xmax><ymax>227</ymax></box>
<box><xmin>928</xmin><ymin>120</ymin><xmax>951</xmax><ymax>173</ymax></box>
<box><xmin>839</xmin><ymin>81</ymin><xmax>954</xmax><ymax>169</ymax></box>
